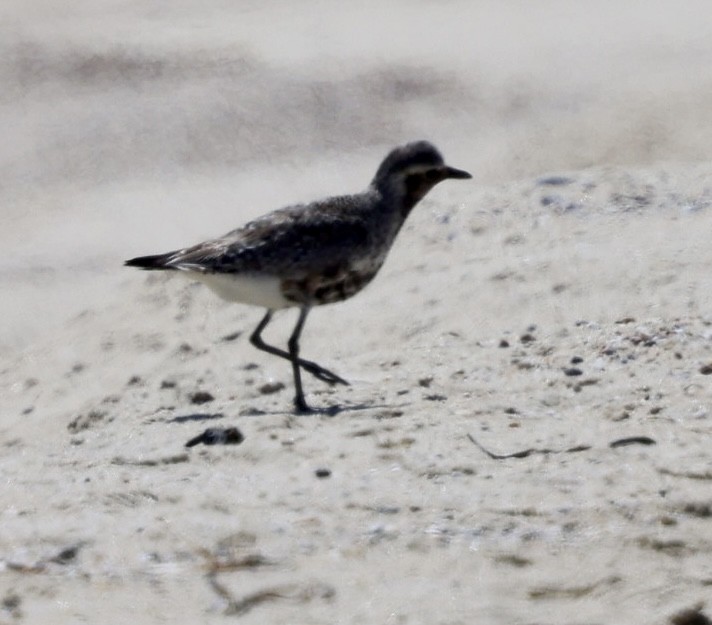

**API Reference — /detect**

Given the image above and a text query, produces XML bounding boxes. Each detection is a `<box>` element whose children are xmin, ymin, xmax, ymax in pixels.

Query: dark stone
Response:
<box><xmin>563</xmin><ymin>367</ymin><xmax>583</xmax><ymax>376</ymax></box>
<box><xmin>190</xmin><ymin>391</ymin><xmax>215</xmax><ymax>404</ymax></box>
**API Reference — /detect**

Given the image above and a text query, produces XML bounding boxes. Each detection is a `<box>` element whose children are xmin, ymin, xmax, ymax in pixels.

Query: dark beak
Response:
<box><xmin>443</xmin><ymin>165</ymin><xmax>472</xmax><ymax>180</ymax></box>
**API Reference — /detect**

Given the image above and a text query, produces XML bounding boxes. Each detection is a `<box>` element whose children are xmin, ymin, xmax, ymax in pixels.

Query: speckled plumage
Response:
<box><xmin>126</xmin><ymin>140</ymin><xmax>471</xmax><ymax>412</ymax></box>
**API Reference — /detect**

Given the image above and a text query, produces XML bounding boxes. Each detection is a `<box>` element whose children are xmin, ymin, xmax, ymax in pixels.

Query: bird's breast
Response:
<box><xmin>280</xmin><ymin>260</ymin><xmax>381</xmax><ymax>307</ymax></box>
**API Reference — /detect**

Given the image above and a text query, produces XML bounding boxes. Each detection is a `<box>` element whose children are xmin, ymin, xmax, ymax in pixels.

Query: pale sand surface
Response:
<box><xmin>2</xmin><ymin>2</ymin><xmax>712</xmax><ymax>623</ymax></box>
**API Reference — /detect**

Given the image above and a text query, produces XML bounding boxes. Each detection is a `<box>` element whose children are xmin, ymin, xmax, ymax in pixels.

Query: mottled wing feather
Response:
<box><xmin>165</xmin><ymin>197</ymin><xmax>372</xmax><ymax>278</ymax></box>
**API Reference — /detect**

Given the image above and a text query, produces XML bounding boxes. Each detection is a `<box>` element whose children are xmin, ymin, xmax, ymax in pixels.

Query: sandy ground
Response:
<box><xmin>2</xmin><ymin>1</ymin><xmax>712</xmax><ymax>623</ymax></box>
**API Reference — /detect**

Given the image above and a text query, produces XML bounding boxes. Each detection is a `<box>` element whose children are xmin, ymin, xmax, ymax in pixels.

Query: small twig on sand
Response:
<box><xmin>199</xmin><ymin>549</ymin><xmax>334</xmax><ymax>616</ymax></box>
<box><xmin>467</xmin><ymin>433</ymin><xmax>591</xmax><ymax>459</ymax></box>
<box><xmin>206</xmin><ymin>573</ymin><xmax>334</xmax><ymax>617</ymax></box>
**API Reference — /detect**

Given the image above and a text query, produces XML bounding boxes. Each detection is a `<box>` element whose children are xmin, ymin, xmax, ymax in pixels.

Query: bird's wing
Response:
<box><xmin>165</xmin><ymin>199</ymin><xmax>372</xmax><ymax>277</ymax></box>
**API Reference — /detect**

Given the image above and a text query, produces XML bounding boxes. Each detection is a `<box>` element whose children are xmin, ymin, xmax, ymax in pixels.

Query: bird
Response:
<box><xmin>125</xmin><ymin>140</ymin><xmax>472</xmax><ymax>412</ymax></box>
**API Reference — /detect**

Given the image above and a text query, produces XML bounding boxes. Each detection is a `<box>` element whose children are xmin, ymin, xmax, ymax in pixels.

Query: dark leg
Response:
<box><xmin>249</xmin><ymin>310</ymin><xmax>349</xmax><ymax>386</ymax></box>
<box><xmin>288</xmin><ymin>307</ymin><xmax>310</xmax><ymax>412</ymax></box>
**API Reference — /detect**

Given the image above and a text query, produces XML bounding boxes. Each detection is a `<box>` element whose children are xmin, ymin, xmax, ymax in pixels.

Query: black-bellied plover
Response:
<box><xmin>125</xmin><ymin>140</ymin><xmax>471</xmax><ymax>412</ymax></box>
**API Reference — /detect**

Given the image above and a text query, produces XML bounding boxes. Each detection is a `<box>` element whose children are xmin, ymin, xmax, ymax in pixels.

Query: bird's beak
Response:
<box><xmin>443</xmin><ymin>166</ymin><xmax>473</xmax><ymax>180</ymax></box>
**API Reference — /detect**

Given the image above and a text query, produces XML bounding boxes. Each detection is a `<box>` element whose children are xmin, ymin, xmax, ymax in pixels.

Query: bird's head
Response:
<box><xmin>371</xmin><ymin>141</ymin><xmax>472</xmax><ymax>215</ymax></box>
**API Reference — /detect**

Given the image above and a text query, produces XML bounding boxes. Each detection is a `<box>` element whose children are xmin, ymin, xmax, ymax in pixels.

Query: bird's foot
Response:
<box><xmin>293</xmin><ymin>395</ymin><xmax>314</xmax><ymax>414</ymax></box>
<box><xmin>299</xmin><ymin>359</ymin><xmax>350</xmax><ymax>386</ymax></box>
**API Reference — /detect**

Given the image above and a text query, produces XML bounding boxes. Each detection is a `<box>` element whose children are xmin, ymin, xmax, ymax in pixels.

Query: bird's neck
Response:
<box><xmin>371</xmin><ymin>180</ymin><xmax>422</xmax><ymax>221</ymax></box>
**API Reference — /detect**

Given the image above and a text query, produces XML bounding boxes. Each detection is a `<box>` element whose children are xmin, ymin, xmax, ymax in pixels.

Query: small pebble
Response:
<box><xmin>669</xmin><ymin>606</ymin><xmax>711</xmax><ymax>625</ymax></box>
<box><xmin>615</xmin><ymin>317</ymin><xmax>636</xmax><ymax>324</ymax></box>
<box><xmin>186</xmin><ymin>427</ymin><xmax>244</xmax><ymax>447</ymax></box>
<box><xmin>609</xmin><ymin>436</ymin><xmax>656</xmax><ymax>448</ymax></box>
<box><xmin>190</xmin><ymin>391</ymin><xmax>215</xmax><ymax>405</ymax></box>
<box><xmin>564</xmin><ymin>367</ymin><xmax>583</xmax><ymax>376</ymax></box>
<box><xmin>258</xmin><ymin>381</ymin><xmax>285</xmax><ymax>395</ymax></box>
<box><xmin>315</xmin><ymin>468</ymin><xmax>331</xmax><ymax>479</ymax></box>
<box><xmin>51</xmin><ymin>544</ymin><xmax>81</xmax><ymax>564</ymax></box>
<box><xmin>681</xmin><ymin>503</ymin><xmax>712</xmax><ymax>518</ymax></box>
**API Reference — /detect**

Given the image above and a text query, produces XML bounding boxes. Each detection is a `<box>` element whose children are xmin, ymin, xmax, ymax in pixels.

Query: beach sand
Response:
<box><xmin>1</xmin><ymin>1</ymin><xmax>712</xmax><ymax>623</ymax></box>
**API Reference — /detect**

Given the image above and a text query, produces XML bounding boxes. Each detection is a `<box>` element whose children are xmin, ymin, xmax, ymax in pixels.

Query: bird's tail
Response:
<box><xmin>124</xmin><ymin>252</ymin><xmax>179</xmax><ymax>270</ymax></box>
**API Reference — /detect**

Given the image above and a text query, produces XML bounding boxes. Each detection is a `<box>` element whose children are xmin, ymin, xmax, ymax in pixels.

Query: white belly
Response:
<box><xmin>178</xmin><ymin>270</ymin><xmax>293</xmax><ymax>309</ymax></box>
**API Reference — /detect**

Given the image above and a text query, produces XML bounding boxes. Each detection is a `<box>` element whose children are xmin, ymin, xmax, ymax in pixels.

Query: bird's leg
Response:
<box><xmin>249</xmin><ymin>310</ymin><xmax>349</xmax><ymax>386</ymax></box>
<box><xmin>287</xmin><ymin>307</ymin><xmax>311</xmax><ymax>412</ymax></box>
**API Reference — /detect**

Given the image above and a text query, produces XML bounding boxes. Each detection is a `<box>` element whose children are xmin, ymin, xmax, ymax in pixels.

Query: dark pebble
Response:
<box><xmin>564</xmin><ymin>367</ymin><xmax>583</xmax><ymax>376</ymax></box>
<box><xmin>186</xmin><ymin>427</ymin><xmax>244</xmax><ymax>447</ymax></box>
<box><xmin>609</xmin><ymin>436</ymin><xmax>656</xmax><ymax>448</ymax></box>
<box><xmin>699</xmin><ymin>364</ymin><xmax>712</xmax><ymax>375</ymax></box>
<box><xmin>190</xmin><ymin>391</ymin><xmax>215</xmax><ymax>404</ymax></box>
<box><xmin>669</xmin><ymin>607</ymin><xmax>711</xmax><ymax>625</ymax></box>
<box><xmin>315</xmin><ymin>468</ymin><xmax>331</xmax><ymax>479</ymax></box>
<box><xmin>2</xmin><ymin>593</ymin><xmax>21</xmax><ymax>613</ymax></box>
<box><xmin>570</xmin><ymin>356</ymin><xmax>583</xmax><ymax>364</ymax></box>
<box><xmin>615</xmin><ymin>317</ymin><xmax>636</xmax><ymax>324</ymax></box>
<box><xmin>499</xmin><ymin>339</ymin><xmax>510</xmax><ymax>348</ymax></box>
<box><xmin>682</xmin><ymin>503</ymin><xmax>712</xmax><ymax>518</ymax></box>
<box><xmin>51</xmin><ymin>545</ymin><xmax>81</xmax><ymax>564</ymax></box>
<box><xmin>258</xmin><ymin>381</ymin><xmax>286</xmax><ymax>395</ymax></box>
<box><xmin>537</xmin><ymin>175</ymin><xmax>574</xmax><ymax>186</ymax></box>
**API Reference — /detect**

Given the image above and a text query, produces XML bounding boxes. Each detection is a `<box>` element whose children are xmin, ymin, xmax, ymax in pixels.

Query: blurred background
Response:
<box><xmin>2</xmin><ymin>0</ymin><xmax>712</xmax><ymax>350</ymax></box>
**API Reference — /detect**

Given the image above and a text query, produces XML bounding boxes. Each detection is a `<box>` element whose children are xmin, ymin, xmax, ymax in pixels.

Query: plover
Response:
<box><xmin>125</xmin><ymin>140</ymin><xmax>471</xmax><ymax>412</ymax></box>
